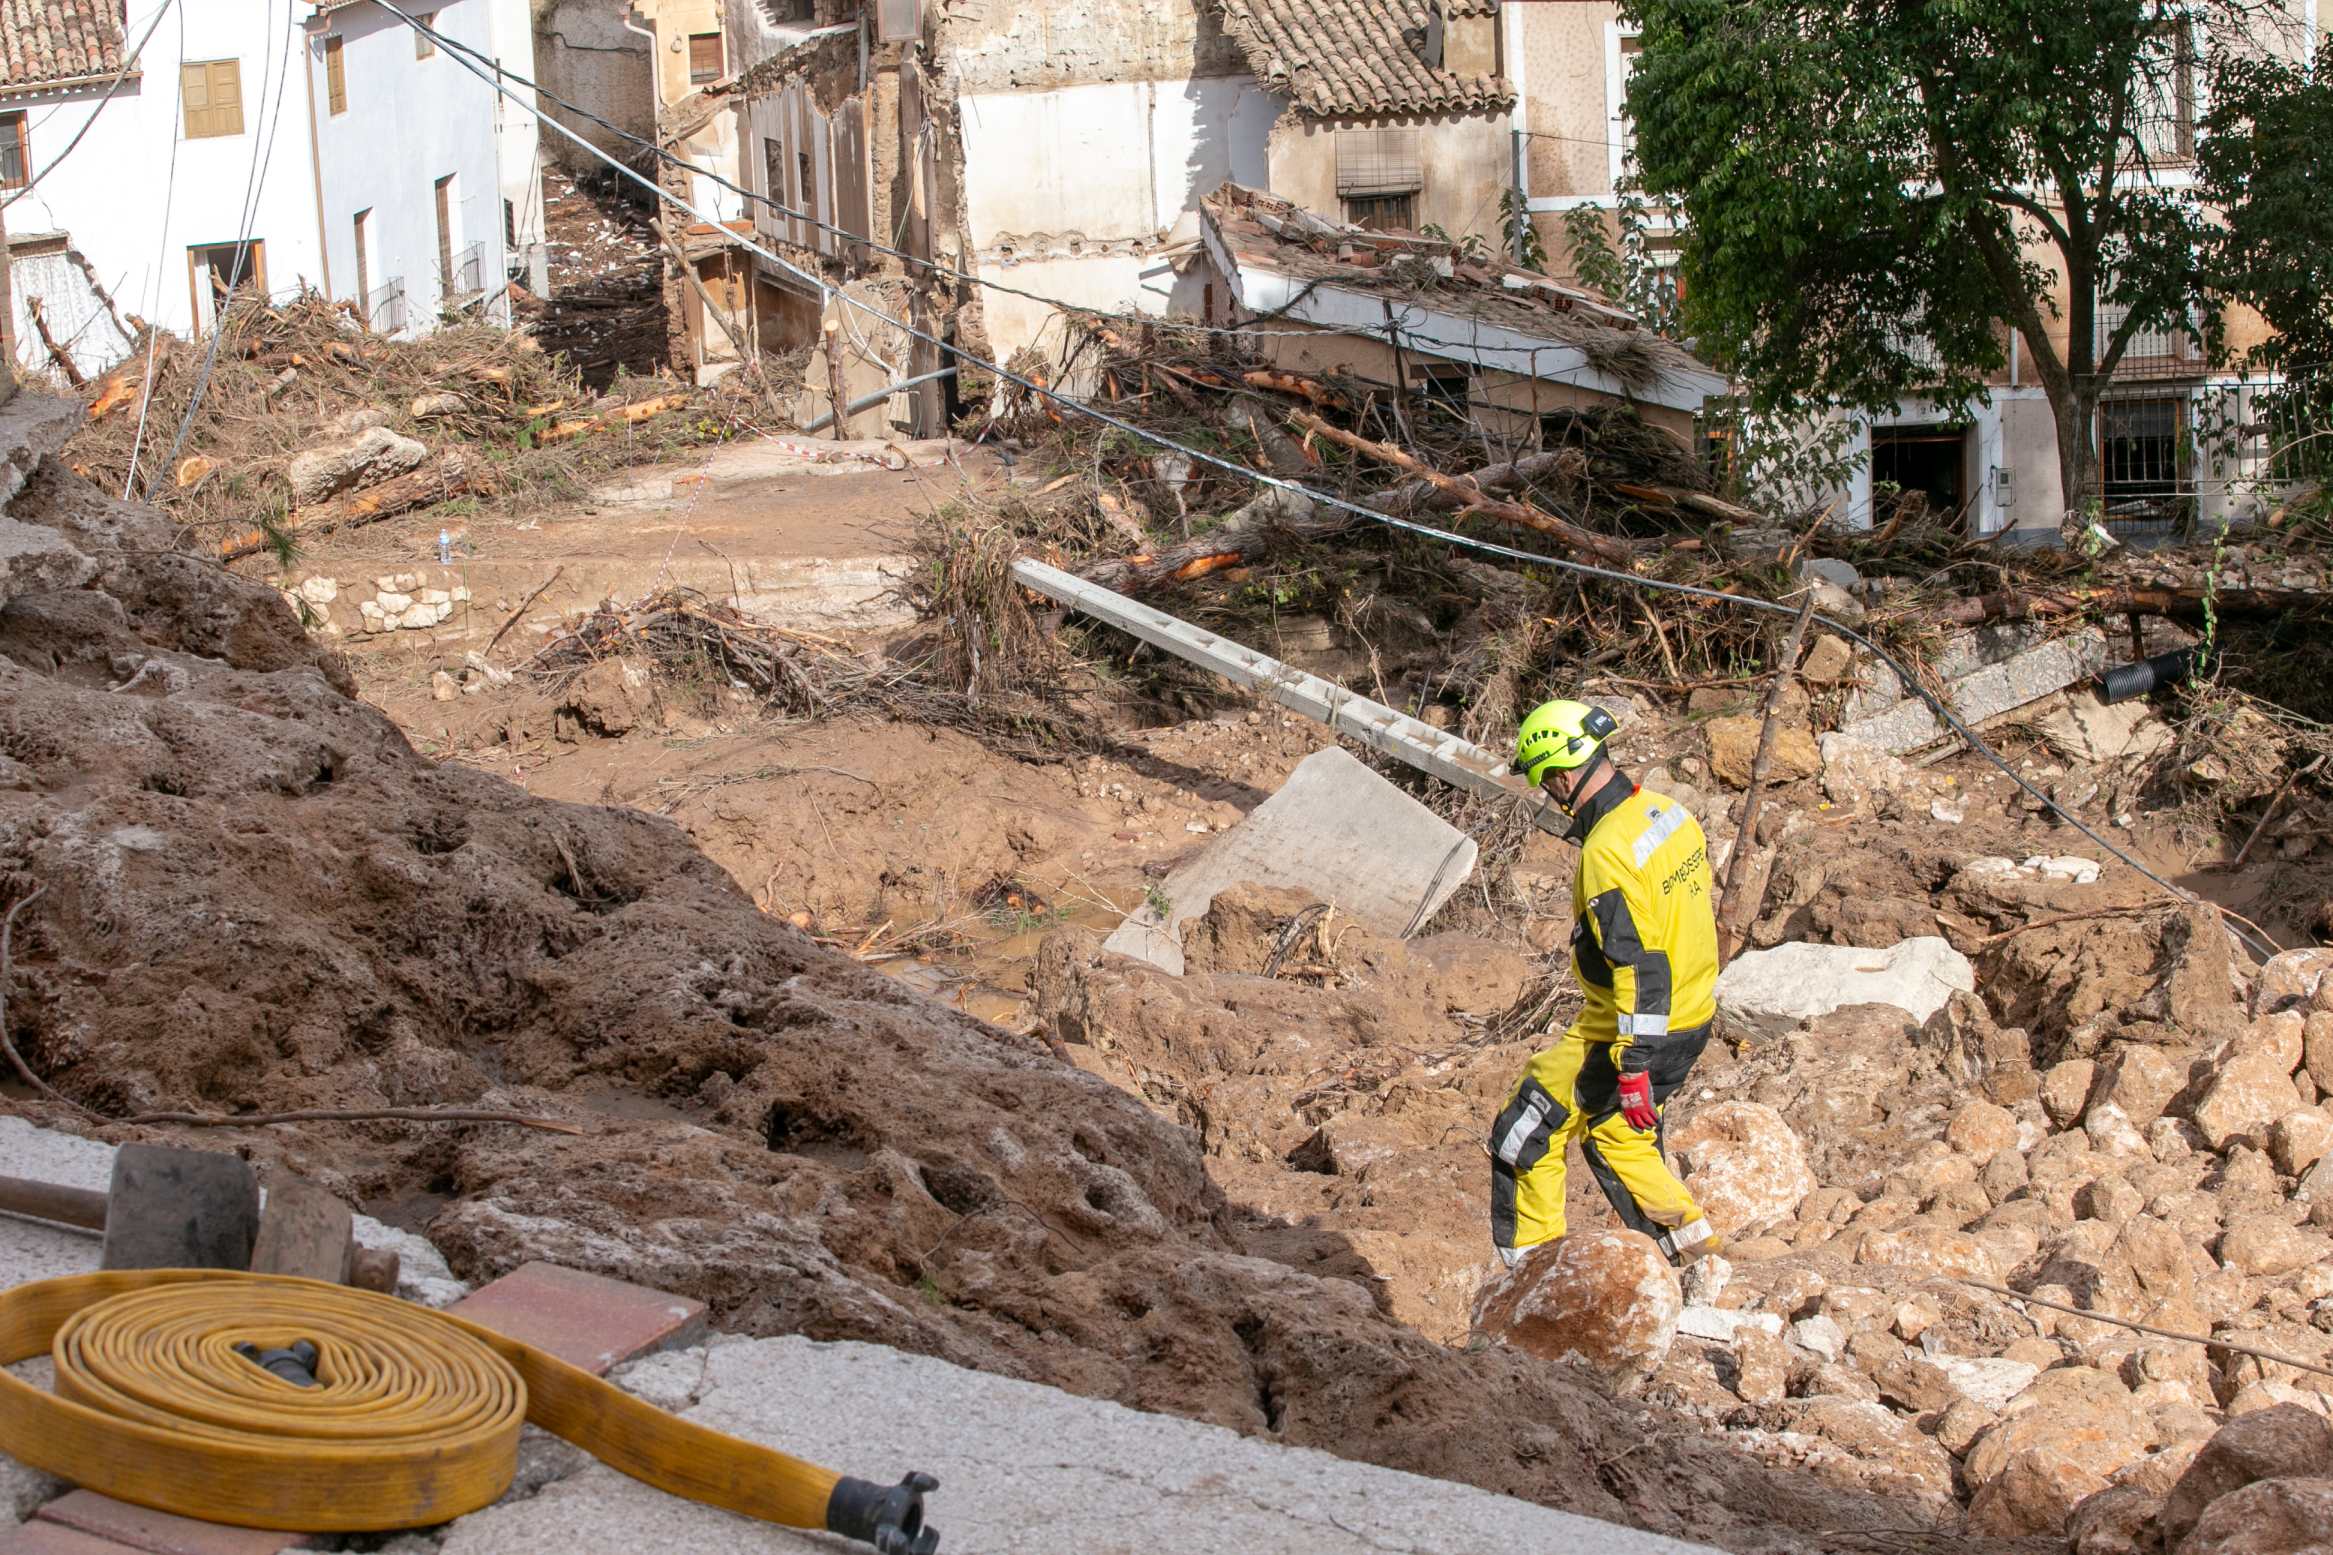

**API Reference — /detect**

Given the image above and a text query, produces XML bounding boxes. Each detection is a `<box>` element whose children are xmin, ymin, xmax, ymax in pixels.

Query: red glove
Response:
<box><xmin>1616</xmin><ymin>1070</ymin><xmax>1658</xmax><ymax>1132</ymax></box>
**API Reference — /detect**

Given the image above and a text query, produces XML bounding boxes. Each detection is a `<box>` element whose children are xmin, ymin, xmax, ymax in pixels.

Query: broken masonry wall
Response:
<box><xmin>934</xmin><ymin>0</ymin><xmax>1276</xmax><ymax>364</ymax></box>
<box><xmin>533</xmin><ymin>0</ymin><xmax>656</xmax><ymax>172</ymax></box>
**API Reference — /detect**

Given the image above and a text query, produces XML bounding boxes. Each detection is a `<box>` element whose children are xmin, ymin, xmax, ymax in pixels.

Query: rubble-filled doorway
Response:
<box><xmin>188</xmin><ymin>240</ymin><xmax>264</xmax><ymax>332</ymax></box>
<box><xmin>1871</xmin><ymin>423</ymin><xmax>1968</xmax><ymax>529</ymax></box>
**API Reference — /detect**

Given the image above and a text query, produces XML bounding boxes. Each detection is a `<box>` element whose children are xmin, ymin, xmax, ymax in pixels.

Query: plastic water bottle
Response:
<box><xmin>437</xmin><ymin>529</ymin><xmax>453</xmax><ymax>565</ymax></box>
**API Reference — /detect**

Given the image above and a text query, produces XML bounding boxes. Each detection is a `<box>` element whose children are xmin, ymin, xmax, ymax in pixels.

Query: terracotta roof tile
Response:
<box><xmin>0</xmin><ymin>0</ymin><xmax>127</xmax><ymax>95</ymax></box>
<box><xmin>1215</xmin><ymin>0</ymin><xmax>1514</xmax><ymax>119</ymax></box>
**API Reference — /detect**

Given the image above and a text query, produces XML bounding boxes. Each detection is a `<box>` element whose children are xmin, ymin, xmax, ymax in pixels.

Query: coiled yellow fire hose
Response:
<box><xmin>0</xmin><ymin>1271</ymin><xmax>939</xmax><ymax>1552</ymax></box>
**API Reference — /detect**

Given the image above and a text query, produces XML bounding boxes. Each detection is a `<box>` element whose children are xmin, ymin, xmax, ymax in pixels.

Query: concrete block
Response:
<box><xmin>1102</xmin><ymin>747</ymin><xmax>1474</xmax><ymax>974</ymax></box>
<box><xmin>447</xmin><ymin>1262</ymin><xmax>707</xmax><ymax>1376</ymax></box>
<box><xmin>33</xmin><ymin>1494</ymin><xmax>309</xmax><ymax>1555</ymax></box>
<box><xmin>434</xmin><ymin>1336</ymin><xmax>1719</xmax><ymax>1555</ymax></box>
<box><xmin>1840</xmin><ymin>627</ymin><xmax>2109</xmax><ymax>756</ymax></box>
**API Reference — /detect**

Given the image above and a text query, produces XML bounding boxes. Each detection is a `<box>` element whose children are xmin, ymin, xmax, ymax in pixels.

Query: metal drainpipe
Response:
<box><xmin>300</xmin><ymin>14</ymin><xmax>333</xmax><ymax>300</ymax></box>
<box><xmin>795</xmin><ymin>366</ymin><xmax>958</xmax><ymax>434</ymax></box>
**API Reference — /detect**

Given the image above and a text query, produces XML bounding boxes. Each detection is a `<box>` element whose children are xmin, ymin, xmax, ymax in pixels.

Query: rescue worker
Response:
<box><xmin>1489</xmin><ymin>698</ymin><xmax>1723</xmax><ymax>1267</ymax></box>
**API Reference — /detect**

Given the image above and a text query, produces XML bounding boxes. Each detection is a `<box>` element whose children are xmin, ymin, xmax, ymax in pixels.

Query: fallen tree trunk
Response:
<box><xmin>1287</xmin><ymin>410</ymin><xmax>1643</xmax><ymax>568</ymax></box>
<box><xmin>219</xmin><ymin>452</ymin><xmax>492</xmax><ymax>561</ymax></box>
<box><xmin>1077</xmin><ymin>443</ymin><xmax>1617</xmax><ymax>593</ymax></box>
<box><xmin>1932</xmin><ymin>584</ymin><xmax>2325</xmax><ymax>627</ymax></box>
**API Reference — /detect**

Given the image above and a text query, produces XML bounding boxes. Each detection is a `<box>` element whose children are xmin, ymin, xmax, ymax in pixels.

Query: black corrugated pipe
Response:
<box><xmin>2097</xmin><ymin>646</ymin><xmax>2210</xmax><ymax>704</ymax></box>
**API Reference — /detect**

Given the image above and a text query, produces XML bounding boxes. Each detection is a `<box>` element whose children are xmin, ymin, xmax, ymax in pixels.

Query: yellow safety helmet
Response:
<box><xmin>1516</xmin><ymin>699</ymin><xmax>1618</xmax><ymax>785</ymax></box>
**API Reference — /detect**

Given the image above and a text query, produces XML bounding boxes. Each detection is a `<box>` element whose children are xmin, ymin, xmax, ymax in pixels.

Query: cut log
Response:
<box><xmin>219</xmin><ymin>452</ymin><xmax>492</xmax><ymax>562</ymax></box>
<box><xmin>1242</xmin><ymin>370</ymin><xmax>1349</xmax><ymax>411</ymax></box>
<box><xmin>610</xmin><ymin>394</ymin><xmax>688</xmax><ymax>424</ymax></box>
<box><xmin>1288</xmin><ymin>410</ymin><xmax>1642</xmax><ymax>568</ymax></box>
<box><xmin>1076</xmin><ymin>443</ymin><xmax>1620</xmax><ymax>593</ymax></box>
<box><xmin>88</xmin><ymin>368</ymin><xmax>143</xmax><ymax>422</ymax></box>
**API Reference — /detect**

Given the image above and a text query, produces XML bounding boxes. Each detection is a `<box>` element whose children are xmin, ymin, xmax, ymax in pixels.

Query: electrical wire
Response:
<box><xmin>122</xmin><ymin>0</ymin><xmax>190</xmax><ymax>498</ymax></box>
<box><xmin>147</xmin><ymin>0</ymin><xmax>298</xmax><ymax>497</ymax></box>
<box><xmin>367</xmin><ymin>10</ymin><xmax>1651</xmax><ymax>364</ymax></box>
<box><xmin>377</xmin><ymin>0</ymin><xmax>2284</xmax><ymax>961</ymax></box>
<box><xmin>1</xmin><ymin>0</ymin><xmax>178</xmax><ymax>208</ymax></box>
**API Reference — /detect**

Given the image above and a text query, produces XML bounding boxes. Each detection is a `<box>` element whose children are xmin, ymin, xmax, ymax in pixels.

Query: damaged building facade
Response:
<box><xmin>1512</xmin><ymin>0</ymin><xmax>2322</xmax><ymax>541</ymax></box>
<box><xmin>706</xmin><ymin>1</ymin><xmax>1520</xmax><ymax>344</ymax></box>
<box><xmin>704</xmin><ymin>0</ymin><xmax>1710</xmax><ymax>440</ymax></box>
<box><xmin>4</xmin><ymin>0</ymin><xmax>544</xmax><ymax>379</ymax></box>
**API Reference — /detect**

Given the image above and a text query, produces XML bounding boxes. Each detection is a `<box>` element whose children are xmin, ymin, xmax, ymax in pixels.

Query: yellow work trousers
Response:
<box><xmin>1488</xmin><ymin>1024</ymin><xmax>1708</xmax><ymax>1255</ymax></box>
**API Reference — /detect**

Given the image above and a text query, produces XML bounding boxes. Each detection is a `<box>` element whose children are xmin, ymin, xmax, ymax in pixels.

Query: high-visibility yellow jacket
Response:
<box><xmin>1567</xmin><ymin>781</ymin><xmax>1719</xmax><ymax>1067</ymax></box>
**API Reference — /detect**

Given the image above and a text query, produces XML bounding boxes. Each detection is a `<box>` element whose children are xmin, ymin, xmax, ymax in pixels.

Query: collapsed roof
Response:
<box><xmin>1195</xmin><ymin>184</ymin><xmax>1729</xmax><ymax>414</ymax></box>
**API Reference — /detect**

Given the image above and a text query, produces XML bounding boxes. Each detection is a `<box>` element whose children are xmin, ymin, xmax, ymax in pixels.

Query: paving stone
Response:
<box><xmin>32</xmin><ymin>1493</ymin><xmax>308</xmax><ymax>1555</ymax></box>
<box><xmin>447</xmin><ymin>1262</ymin><xmax>707</xmax><ymax>1376</ymax></box>
<box><xmin>0</xmin><ymin>1523</ymin><xmax>140</xmax><ymax>1554</ymax></box>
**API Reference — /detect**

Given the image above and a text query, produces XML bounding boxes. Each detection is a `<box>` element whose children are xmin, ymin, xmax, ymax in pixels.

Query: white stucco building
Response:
<box><xmin>3</xmin><ymin>0</ymin><xmax>544</xmax><ymax>380</ymax></box>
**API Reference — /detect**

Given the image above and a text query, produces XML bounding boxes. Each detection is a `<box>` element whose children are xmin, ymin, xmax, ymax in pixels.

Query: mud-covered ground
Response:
<box><xmin>9</xmin><ymin>405</ymin><xmax>2333</xmax><ymax>1554</ymax></box>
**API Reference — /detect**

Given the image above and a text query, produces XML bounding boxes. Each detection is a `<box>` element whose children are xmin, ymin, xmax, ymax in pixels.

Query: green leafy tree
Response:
<box><xmin>2199</xmin><ymin>38</ymin><xmax>2333</xmax><ymax>373</ymax></box>
<box><xmin>1624</xmin><ymin>0</ymin><xmax>2264</xmax><ymax>524</ymax></box>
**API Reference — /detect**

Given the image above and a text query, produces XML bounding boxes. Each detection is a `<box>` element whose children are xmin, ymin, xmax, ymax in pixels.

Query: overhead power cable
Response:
<box><xmin>373</xmin><ymin>0</ymin><xmax>2283</xmax><ymax>962</ymax></box>
<box><xmin>370</xmin><ymin>11</ymin><xmax>1642</xmax><ymax>364</ymax></box>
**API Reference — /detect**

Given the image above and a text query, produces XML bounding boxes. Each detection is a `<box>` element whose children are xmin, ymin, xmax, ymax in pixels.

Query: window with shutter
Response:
<box><xmin>415</xmin><ymin>13</ymin><xmax>438</xmax><ymax>58</ymax></box>
<box><xmin>325</xmin><ymin>36</ymin><xmax>347</xmax><ymax>115</ymax></box>
<box><xmin>182</xmin><ymin>60</ymin><xmax>246</xmax><ymax>139</ymax></box>
<box><xmin>688</xmin><ymin>33</ymin><xmax>724</xmax><ymax>84</ymax></box>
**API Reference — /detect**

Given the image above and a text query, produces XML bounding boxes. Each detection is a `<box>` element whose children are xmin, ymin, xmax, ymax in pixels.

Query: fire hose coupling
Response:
<box><xmin>232</xmin><ymin>1339</ymin><xmax>321</xmax><ymax>1389</ymax></box>
<box><xmin>824</xmin><ymin>1471</ymin><xmax>941</xmax><ymax>1554</ymax></box>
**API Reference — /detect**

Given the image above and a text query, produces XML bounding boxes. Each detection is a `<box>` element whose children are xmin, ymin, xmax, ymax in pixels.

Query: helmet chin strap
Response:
<box><xmin>1553</xmin><ymin>747</ymin><xmax>1612</xmax><ymax>814</ymax></box>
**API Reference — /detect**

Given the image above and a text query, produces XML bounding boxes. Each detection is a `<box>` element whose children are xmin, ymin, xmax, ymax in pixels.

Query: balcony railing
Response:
<box><xmin>451</xmin><ymin>241</ymin><xmax>486</xmax><ymax>303</ymax></box>
<box><xmin>2099</xmin><ymin>304</ymin><xmax>2204</xmax><ymax>380</ymax></box>
<box><xmin>367</xmin><ymin>279</ymin><xmax>406</xmax><ymax>335</ymax></box>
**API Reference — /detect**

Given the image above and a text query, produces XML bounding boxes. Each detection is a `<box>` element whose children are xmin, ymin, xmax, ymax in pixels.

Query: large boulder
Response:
<box><xmin>1667</xmin><ymin>1100</ymin><xmax>1816</xmax><ymax>1238</ymax></box>
<box><xmin>1968</xmin><ymin>1444</ymin><xmax>2112</xmax><ymax>1537</ymax></box>
<box><xmin>2189</xmin><ymin>1053</ymin><xmax>2304</xmax><ymax>1153</ymax></box>
<box><xmin>2097</xmin><ymin>1045</ymin><xmax>2187</xmax><ymax>1128</ymax></box>
<box><xmin>2067</xmin><ymin>1482</ymin><xmax>2162</xmax><ymax>1555</ymax></box>
<box><xmin>1471</xmin><ymin>1230</ymin><xmax>1681</xmax><ymax>1386</ymax></box>
<box><xmin>1707</xmin><ymin>714</ymin><xmax>1822</xmax><ymax>788</ymax></box>
<box><xmin>2159</xmin><ymin>1404</ymin><xmax>2333</xmax><ymax>1548</ymax></box>
<box><xmin>286</xmin><ymin>425</ymin><xmax>428</xmax><ymax>505</ymax></box>
<box><xmin>2176</xmin><ymin>1477</ymin><xmax>2333</xmax><ymax>1555</ymax></box>
<box><xmin>1855</xmin><ymin>1224</ymin><xmax>2001</xmax><ymax>1284</ymax></box>
<box><xmin>2220</xmin><ymin>1215</ymin><xmax>2330</xmax><ymax>1278</ymax></box>
<box><xmin>1715</xmin><ymin>938</ymin><xmax>1975</xmax><ymax>1040</ymax></box>
<box><xmin>1967</xmin><ymin>1366</ymin><xmax>2155</xmax><ymax>1489</ymax></box>
<box><xmin>2256</xmin><ymin>948</ymin><xmax>2333</xmax><ymax>1017</ymax></box>
<box><xmin>1786</xmin><ymin>1397</ymin><xmax>1957</xmax><ymax>1504</ymax></box>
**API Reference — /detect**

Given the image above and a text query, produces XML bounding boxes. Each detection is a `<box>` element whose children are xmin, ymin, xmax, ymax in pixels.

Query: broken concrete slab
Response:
<box><xmin>1715</xmin><ymin>938</ymin><xmax>1976</xmax><ymax>1040</ymax></box>
<box><xmin>435</xmin><ymin>1336</ymin><xmax>1721</xmax><ymax>1555</ymax></box>
<box><xmin>1103</xmin><ymin>748</ymin><xmax>1474</xmax><ymax>974</ymax></box>
<box><xmin>1838</xmin><ymin>626</ymin><xmax>2110</xmax><ymax>756</ymax></box>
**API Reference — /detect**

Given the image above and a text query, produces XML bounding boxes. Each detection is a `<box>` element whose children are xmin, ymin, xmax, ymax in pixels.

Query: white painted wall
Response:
<box><xmin>955</xmin><ymin>75</ymin><xmax>1274</xmax><ymax>250</ymax></box>
<box><xmin>310</xmin><ymin>1</ymin><xmax>511</xmax><ymax>333</ymax></box>
<box><xmin>7</xmin><ymin>0</ymin><xmax>325</xmax><ymax>376</ymax></box>
<box><xmin>483</xmin><ymin>0</ymin><xmax>548</xmax><ymax>249</ymax></box>
<box><xmin>973</xmin><ymin>251</ymin><xmax>1207</xmax><ymax>360</ymax></box>
<box><xmin>6</xmin><ymin>0</ymin><xmax>529</xmax><ymax>377</ymax></box>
